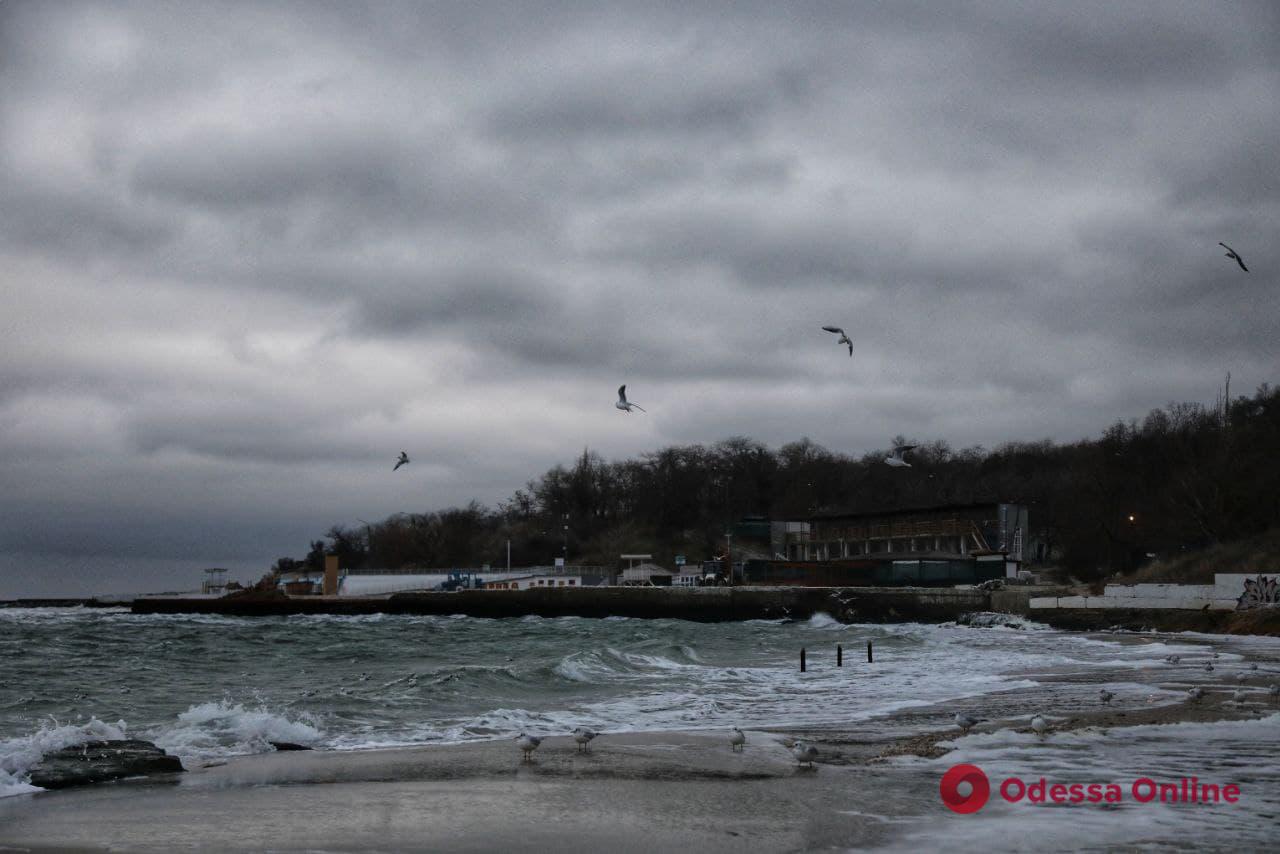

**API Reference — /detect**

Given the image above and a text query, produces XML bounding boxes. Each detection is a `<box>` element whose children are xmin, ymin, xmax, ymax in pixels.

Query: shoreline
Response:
<box><xmin>4</xmin><ymin>630</ymin><xmax>1278</xmax><ymax>852</ymax></box>
<box><xmin>7</xmin><ymin>592</ymin><xmax>1280</xmax><ymax>637</ymax></box>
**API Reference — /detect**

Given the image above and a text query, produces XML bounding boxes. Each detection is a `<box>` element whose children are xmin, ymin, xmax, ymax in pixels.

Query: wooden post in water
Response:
<box><xmin>837</xmin><ymin>644</ymin><xmax>843</xmax><ymax>667</ymax></box>
<box><xmin>800</xmin><ymin>647</ymin><xmax>807</xmax><ymax>672</ymax></box>
<box><xmin>867</xmin><ymin>640</ymin><xmax>873</xmax><ymax>663</ymax></box>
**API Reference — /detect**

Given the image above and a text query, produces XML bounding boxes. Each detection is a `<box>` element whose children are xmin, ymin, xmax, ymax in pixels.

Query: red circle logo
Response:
<box><xmin>940</xmin><ymin>763</ymin><xmax>990</xmax><ymax>814</ymax></box>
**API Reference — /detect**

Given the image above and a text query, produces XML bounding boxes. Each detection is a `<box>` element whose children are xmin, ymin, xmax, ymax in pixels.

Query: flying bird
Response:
<box><xmin>615</xmin><ymin>385</ymin><xmax>646</xmax><ymax>413</ymax></box>
<box><xmin>393</xmin><ymin>451</ymin><xmax>410</xmax><ymax>471</ymax></box>
<box><xmin>822</xmin><ymin>326</ymin><xmax>853</xmax><ymax>357</ymax></box>
<box><xmin>1219</xmin><ymin>242</ymin><xmax>1248</xmax><ymax>272</ymax></box>
<box><xmin>885</xmin><ymin>445</ymin><xmax>916</xmax><ymax>468</ymax></box>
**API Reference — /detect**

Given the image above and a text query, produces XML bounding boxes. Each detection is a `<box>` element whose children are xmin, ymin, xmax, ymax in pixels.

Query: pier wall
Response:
<box><xmin>131</xmin><ymin>585</ymin><xmax>992</xmax><ymax>623</ymax></box>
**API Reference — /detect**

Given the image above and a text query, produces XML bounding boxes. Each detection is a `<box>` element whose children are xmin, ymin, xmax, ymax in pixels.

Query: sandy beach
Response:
<box><xmin>3</xmin><ymin>635</ymin><xmax>1279</xmax><ymax>853</ymax></box>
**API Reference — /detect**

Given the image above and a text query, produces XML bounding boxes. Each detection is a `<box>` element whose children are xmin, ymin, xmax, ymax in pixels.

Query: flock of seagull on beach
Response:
<box><xmin>506</xmin><ymin>651</ymin><xmax>1276</xmax><ymax>768</ymax></box>
<box><xmin>387</xmin><ymin>240</ymin><xmax>1249</xmax><ymax>473</ymax></box>
<box><xmin>514</xmin><ymin>725</ymin><xmax>821</xmax><ymax>767</ymax></box>
<box><xmin>953</xmin><ymin>654</ymin><xmax>1278</xmax><ymax>744</ymax></box>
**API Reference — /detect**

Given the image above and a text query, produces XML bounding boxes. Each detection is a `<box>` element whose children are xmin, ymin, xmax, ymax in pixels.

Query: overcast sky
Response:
<box><xmin>2</xmin><ymin>1</ymin><xmax>1277</xmax><ymax>596</ymax></box>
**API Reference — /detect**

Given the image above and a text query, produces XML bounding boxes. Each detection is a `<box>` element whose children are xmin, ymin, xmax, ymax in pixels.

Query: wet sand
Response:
<box><xmin>3</xmin><ymin>632</ymin><xmax>1278</xmax><ymax>852</ymax></box>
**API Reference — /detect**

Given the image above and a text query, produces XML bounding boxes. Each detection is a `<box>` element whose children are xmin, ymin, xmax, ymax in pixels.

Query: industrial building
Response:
<box><xmin>747</xmin><ymin>502</ymin><xmax>1028</xmax><ymax>587</ymax></box>
<box><xmin>785</xmin><ymin>502</ymin><xmax>1027</xmax><ymax>562</ymax></box>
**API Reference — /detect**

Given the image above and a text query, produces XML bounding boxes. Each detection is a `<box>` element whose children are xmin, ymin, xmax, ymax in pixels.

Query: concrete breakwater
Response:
<box><xmin>131</xmin><ymin>585</ymin><xmax>999</xmax><ymax>623</ymax></box>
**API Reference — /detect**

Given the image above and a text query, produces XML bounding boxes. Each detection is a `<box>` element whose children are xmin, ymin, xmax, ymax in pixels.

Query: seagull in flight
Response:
<box><xmin>822</xmin><ymin>326</ymin><xmax>853</xmax><ymax>357</ymax></box>
<box><xmin>885</xmin><ymin>445</ymin><xmax>916</xmax><ymax>468</ymax></box>
<box><xmin>615</xmin><ymin>385</ymin><xmax>646</xmax><ymax>413</ymax></box>
<box><xmin>393</xmin><ymin>451</ymin><xmax>410</xmax><ymax>471</ymax></box>
<box><xmin>1219</xmin><ymin>242</ymin><xmax>1248</xmax><ymax>272</ymax></box>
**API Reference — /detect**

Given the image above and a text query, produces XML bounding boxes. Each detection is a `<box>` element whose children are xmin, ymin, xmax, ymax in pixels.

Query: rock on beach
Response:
<box><xmin>28</xmin><ymin>739</ymin><xmax>184</xmax><ymax>790</ymax></box>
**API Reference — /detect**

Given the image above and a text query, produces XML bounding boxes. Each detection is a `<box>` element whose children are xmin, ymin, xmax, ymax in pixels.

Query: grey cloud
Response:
<box><xmin>0</xmin><ymin>182</ymin><xmax>177</xmax><ymax>260</ymax></box>
<box><xmin>347</xmin><ymin>267</ymin><xmax>564</xmax><ymax>337</ymax></box>
<box><xmin>3</xmin><ymin>1</ymin><xmax>1279</xmax><ymax>595</ymax></box>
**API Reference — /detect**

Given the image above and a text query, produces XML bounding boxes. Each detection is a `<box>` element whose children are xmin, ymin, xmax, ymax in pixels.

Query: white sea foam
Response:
<box><xmin>148</xmin><ymin>700</ymin><xmax>321</xmax><ymax>763</ymax></box>
<box><xmin>803</xmin><ymin>612</ymin><xmax>843</xmax><ymax>629</ymax></box>
<box><xmin>886</xmin><ymin>714</ymin><xmax>1280</xmax><ymax>852</ymax></box>
<box><xmin>0</xmin><ymin>717</ymin><xmax>129</xmax><ymax>798</ymax></box>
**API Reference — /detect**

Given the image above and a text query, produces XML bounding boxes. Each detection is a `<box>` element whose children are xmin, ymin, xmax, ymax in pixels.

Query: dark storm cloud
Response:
<box><xmin>0</xmin><ymin>182</ymin><xmax>176</xmax><ymax>260</ymax></box>
<box><xmin>2</xmin><ymin>0</ymin><xmax>1279</xmax><ymax>595</ymax></box>
<box><xmin>346</xmin><ymin>266</ymin><xmax>564</xmax><ymax>337</ymax></box>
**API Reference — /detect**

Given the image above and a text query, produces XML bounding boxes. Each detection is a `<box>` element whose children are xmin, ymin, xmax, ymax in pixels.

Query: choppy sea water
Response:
<box><xmin>0</xmin><ymin>607</ymin><xmax>1274</xmax><ymax>804</ymax></box>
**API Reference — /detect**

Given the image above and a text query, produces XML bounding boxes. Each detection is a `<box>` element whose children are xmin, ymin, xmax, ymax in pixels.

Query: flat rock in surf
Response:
<box><xmin>28</xmin><ymin>739</ymin><xmax>184</xmax><ymax>790</ymax></box>
<box><xmin>269</xmin><ymin>741</ymin><xmax>313</xmax><ymax>751</ymax></box>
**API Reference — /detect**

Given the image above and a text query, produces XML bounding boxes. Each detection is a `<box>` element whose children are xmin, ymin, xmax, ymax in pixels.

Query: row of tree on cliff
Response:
<box><xmin>270</xmin><ymin>382</ymin><xmax>1280</xmax><ymax>582</ymax></box>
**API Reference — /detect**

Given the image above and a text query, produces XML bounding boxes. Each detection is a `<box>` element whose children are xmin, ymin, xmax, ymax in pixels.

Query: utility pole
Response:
<box><xmin>725</xmin><ymin>530</ymin><xmax>733</xmax><ymax>587</ymax></box>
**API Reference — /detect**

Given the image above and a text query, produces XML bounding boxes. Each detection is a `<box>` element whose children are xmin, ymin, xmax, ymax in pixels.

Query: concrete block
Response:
<box><xmin>1210</xmin><ymin>599</ymin><xmax>1238</xmax><ymax>611</ymax></box>
<box><xmin>1028</xmin><ymin>597</ymin><xmax>1058</xmax><ymax>609</ymax></box>
<box><xmin>1057</xmin><ymin>595</ymin><xmax>1088</xmax><ymax>608</ymax></box>
<box><xmin>1133</xmin><ymin>584</ymin><xmax>1183</xmax><ymax>597</ymax></box>
<box><xmin>1087</xmin><ymin>597</ymin><xmax>1123</xmax><ymax>609</ymax></box>
<box><xmin>1104</xmin><ymin>585</ymin><xmax>1137</xmax><ymax>597</ymax></box>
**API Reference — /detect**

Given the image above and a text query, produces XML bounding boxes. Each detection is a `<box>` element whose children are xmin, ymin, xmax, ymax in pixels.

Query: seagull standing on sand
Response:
<box><xmin>1219</xmin><ymin>242</ymin><xmax>1248</xmax><ymax>272</ymax></box>
<box><xmin>1099</xmin><ymin>689</ymin><xmax>1114</xmax><ymax>705</ymax></box>
<box><xmin>1188</xmin><ymin>687</ymin><xmax>1206</xmax><ymax>702</ymax></box>
<box><xmin>792</xmin><ymin>741</ymin><xmax>819</xmax><ymax>768</ymax></box>
<box><xmin>572</xmin><ymin>727</ymin><xmax>598</xmax><ymax>753</ymax></box>
<box><xmin>885</xmin><ymin>445</ymin><xmax>916</xmax><ymax>468</ymax></box>
<box><xmin>393</xmin><ymin>451</ymin><xmax>410</xmax><ymax>471</ymax></box>
<box><xmin>729</xmin><ymin>727</ymin><xmax>746</xmax><ymax>752</ymax></box>
<box><xmin>615</xmin><ymin>385</ymin><xmax>646</xmax><ymax>413</ymax></box>
<box><xmin>515</xmin><ymin>733</ymin><xmax>542</xmax><ymax>762</ymax></box>
<box><xmin>954</xmin><ymin>713</ymin><xmax>983</xmax><ymax>734</ymax></box>
<box><xmin>821</xmin><ymin>326</ymin><xmax>853</xmax><ymax>357</ymax></box>
<box><xmin>1030</xmin><ymin>715</ymin><xmax>1048</xmax><ymax>738</ymax></box>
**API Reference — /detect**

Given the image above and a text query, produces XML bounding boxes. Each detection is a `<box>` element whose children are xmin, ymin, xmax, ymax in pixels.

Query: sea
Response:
<box><xmin>2</xmin><ymin>606</ymin><xmax>1280</xmax><ymax>850</ymax></box>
